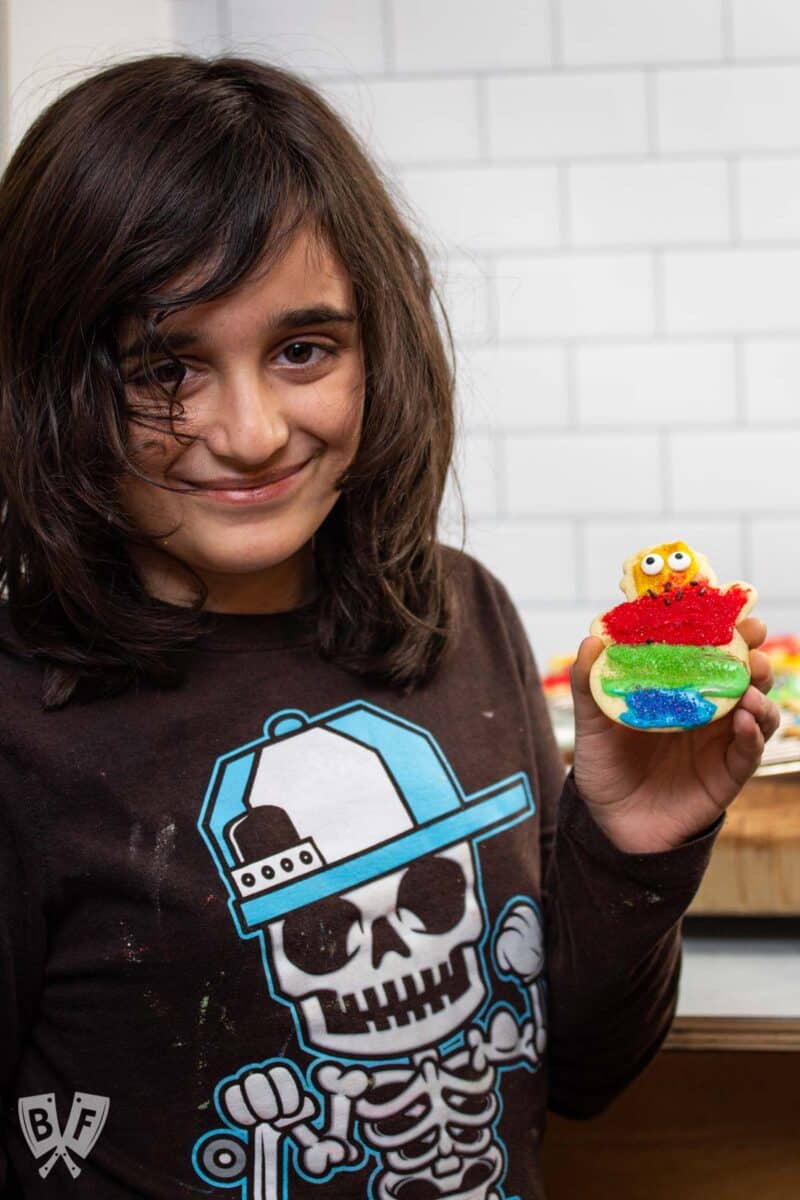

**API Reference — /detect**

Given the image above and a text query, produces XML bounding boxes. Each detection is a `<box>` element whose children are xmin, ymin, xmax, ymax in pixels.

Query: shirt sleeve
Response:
<box><xmin>491</xmin><ymin>575</ymin><xmax>723</xmax><ymax>1119</ymax></box>
<box><xmin>0</xmin><ymin>792</ymin><xmax>47</xmax><ymax>1185</ymax></box>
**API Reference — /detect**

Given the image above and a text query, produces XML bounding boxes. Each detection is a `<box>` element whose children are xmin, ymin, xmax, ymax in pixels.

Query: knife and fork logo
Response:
<box><xmin>18</xmin><ymin>1092</ymin><xmax>110</xmax><ymax>1178</ymax></box>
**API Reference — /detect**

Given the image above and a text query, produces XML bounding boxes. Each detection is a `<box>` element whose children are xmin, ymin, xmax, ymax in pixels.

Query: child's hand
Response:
<box><xmin>569</xmin><ymin>618</ymin><xmax>781</xmax><ymax>854</ymax></box>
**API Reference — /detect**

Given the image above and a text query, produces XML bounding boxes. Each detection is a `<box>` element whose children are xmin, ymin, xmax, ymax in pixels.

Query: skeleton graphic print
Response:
<box><xmin>192</xmin><ymin>701</ymin><xmax>546</xmax><ymax>1200</ymax></box>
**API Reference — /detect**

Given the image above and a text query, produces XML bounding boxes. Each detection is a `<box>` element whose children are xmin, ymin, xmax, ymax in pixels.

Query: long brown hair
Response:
<box><xmin>0</xmin><ymin>54</ymin><xmax>464</xmax><ymax>710</ymax></box>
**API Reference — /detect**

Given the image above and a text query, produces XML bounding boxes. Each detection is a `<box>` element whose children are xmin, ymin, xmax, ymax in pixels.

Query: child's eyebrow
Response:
<box><xmin>120</xmin><ymin>304</ymin><xmax>358</xmax><ymax>361</ymax></box>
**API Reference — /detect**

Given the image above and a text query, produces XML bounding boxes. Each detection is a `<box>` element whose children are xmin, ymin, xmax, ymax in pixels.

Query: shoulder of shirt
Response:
<box><xmin>439</xmin><ymin>541</ymin><xmax>524</xmax><ymax>634</ymax></box>
<box><xmin>439</xmin><ymin>540</ymin><xmax>513</xmax><ymax>601</ymax></box>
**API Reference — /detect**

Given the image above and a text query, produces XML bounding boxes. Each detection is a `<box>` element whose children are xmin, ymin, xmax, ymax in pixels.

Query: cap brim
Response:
<box><xmin>235</xmin><ymin>773</ymin><xmax>534</xmax><ymax>928</ymax></box>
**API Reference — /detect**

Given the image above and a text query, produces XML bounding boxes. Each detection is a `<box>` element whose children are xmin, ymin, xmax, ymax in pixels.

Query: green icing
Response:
<box><xmin>601</xmin><ymin>642</ymin><xmax>749</xmax><ymax>699</ymax></box>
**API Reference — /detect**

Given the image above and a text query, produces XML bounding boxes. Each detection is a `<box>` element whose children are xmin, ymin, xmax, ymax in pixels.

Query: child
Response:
<box><xmin>0</xmin><ymin>54</ymin><xmax>778</xmax><ymax>1198</ymax></box>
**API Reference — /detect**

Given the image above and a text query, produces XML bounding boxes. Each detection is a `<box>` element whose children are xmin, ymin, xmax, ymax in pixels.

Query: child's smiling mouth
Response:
<box><xmin>184</xmin><ymin>458</ymin><xmax>315</xmax><ymax>505</ymax></box>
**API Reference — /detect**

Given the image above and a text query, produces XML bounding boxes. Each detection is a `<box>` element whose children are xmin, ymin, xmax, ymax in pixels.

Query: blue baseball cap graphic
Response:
<box><xmin>198</xmin><ymin>701</ymin><xmax>534</xmax><ymax>930</ymax></box>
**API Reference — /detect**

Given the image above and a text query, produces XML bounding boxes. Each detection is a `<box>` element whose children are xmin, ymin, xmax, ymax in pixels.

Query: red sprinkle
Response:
<box><xmin>602</xmin><ymin>585</ymin><xmax>750</xmax><ymax>646</ymax></box>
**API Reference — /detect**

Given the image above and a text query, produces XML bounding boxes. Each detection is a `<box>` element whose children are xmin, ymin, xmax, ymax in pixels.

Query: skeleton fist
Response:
<box><xmin>220</xmin><ymin>1062</ymin><xmax>316</xmax><ymax>1131</ymax></box>
<box><xmin>494</xmin><ymin>901</ymin><xmax>544</xmax><ymax>984</ymax></box>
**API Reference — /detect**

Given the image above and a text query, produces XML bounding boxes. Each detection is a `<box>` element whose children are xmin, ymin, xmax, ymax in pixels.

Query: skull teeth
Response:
<box><xmin>318</xmin><ymin>948</ymin><xmax>471</xmax><ymax>1038</ymax></box>
<box><xmin>408</xmin><ymin>970</ymin><xmax>427</xmax><ymax>998</ymax></box>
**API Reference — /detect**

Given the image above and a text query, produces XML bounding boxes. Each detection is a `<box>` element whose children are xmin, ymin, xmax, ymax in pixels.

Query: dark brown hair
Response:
<box><xmin>0</xmin><ymin>54</ymin><xmax>465</xmax><ymax>710</ymax></box>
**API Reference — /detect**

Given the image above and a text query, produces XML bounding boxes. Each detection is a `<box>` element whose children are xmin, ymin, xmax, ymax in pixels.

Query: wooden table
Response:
<box><xmin>689</xmin><ymin>773</ymin><xmax>800</xmax><ymax>914</ymax></box>
<box><xmin>542</xmin><ymin>773</ymin><xmax>800</xmax><ymax>1197</ymax></box>
<box><xmin>541</xmin><ymin>1024</ymin><xmax>800</xmax><ymax>1199</ymax></box>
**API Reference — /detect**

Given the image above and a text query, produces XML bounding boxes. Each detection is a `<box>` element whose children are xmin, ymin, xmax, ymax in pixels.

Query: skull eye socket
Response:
<box><xmin>281</xmin><ymin>896</ymin><xmax>361</xmax><ymax>976</ymax></box>
<box><xmin>397</xmin><ymin>855</ymin><xmax>467</xmax><ymax>934</ymax></box>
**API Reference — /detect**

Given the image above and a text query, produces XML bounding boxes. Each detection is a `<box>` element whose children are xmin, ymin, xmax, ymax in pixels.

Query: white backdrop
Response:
<box><xmin>3</xmin><ymin>0</ymin><xmax>800</xmax><ymax>669</ymax></box>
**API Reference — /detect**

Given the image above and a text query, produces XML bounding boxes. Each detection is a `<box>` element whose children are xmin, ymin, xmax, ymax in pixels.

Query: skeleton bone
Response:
<box><xmin>493</xmin><ymin>899</ymin><xmax>547</xmax><ymax>1058</ymax></box>
<box><xmin>213</xmin><ymin>900</ymin><xmax>547</xmax><ymax>1198</ymax></box>
<box><xmin>292</xmin><ymin>1063</ymin><xmax>369</xmax><ymax>1177</ymax></box>
<box><xmin>358</xmin><ymin>1053</ymin><xmax>498</xmax><ymax>1168</ymax></box>
<box><xmin>219</xmin><ymin>1064</ymin><xmax>318</xmax><ymax>1200</ymax></box>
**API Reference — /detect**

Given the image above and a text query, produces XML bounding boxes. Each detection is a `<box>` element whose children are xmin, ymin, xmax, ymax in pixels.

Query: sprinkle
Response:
<box><xmin>602</xmin><ymin>585</ymin><xmax>750</xmax><ymax>646</ymax></box>
<box><xmin>619</xmin><ymin>687</ymin><xmax>717</xmax><ymax>729</ymax></box>
<box><xmin>602</xmin><ymin>642</ymin><xmax>749</xmax><ymax>698</ymax></box>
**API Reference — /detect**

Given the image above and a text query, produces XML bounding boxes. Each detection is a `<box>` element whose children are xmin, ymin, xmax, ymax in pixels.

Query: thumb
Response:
<box><xmin>569</xmin><ymin>636</ymin><xmax>607</xmax><ymax>728</ymax></box>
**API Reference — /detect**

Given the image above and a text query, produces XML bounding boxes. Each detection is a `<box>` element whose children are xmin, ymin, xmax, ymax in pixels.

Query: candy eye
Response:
<box><xmin>667</xmin><ymin>550</ymin><xmax>692</xmax><ymax>572</ymax></box>
<box><xmin>641</xmin><ymin>553</ymin><xmax>664</xmax><ymax>576</ymax></box>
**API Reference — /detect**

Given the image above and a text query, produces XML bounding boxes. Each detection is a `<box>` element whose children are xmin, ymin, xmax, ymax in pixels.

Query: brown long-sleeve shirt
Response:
<box><xmin>0</xmin><ymin>546</ymin><xmax>721</xmax><ymax>1197</ymax></box>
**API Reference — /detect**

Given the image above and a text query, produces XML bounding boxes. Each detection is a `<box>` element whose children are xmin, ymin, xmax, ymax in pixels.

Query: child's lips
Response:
<box><xmin>188</xmin><ymin>459</ymin><xmax>314</xmax><ymax>505</ymax></box>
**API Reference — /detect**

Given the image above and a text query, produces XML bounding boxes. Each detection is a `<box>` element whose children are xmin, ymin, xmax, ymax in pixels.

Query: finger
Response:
<box><xmin>738</xmin><ymin>686</ymin><xmax>782</xmax><ymax>739</ymax></box>
<box><xmin>570</xmin><ymin>636</ymin><xmax>609</xmax><ymax>725</ymax></box>
<box><xmin>243</xmin><ymin>1071</ymin><xmax>280</xmax><ymax>1121</ymax></box>
<box><xmin>220</xmin><ymin>1083</ymin><xmax>256</xmax><ymax>1127</ymax></box>
<box><xmin>760</xmin><ymin>698</ymin><xmax>782</xmax><ymax>742</ymax></box>
<box><xmin>726</xmin><ymin>706</ymin><xmax>766</xmax><ymax>788</ymax></box>
<box><xmin>271</xmin><ymin>1065</ymin><xmax>303</xmax><ymax>1117</ymax></box>
<box><xmin>738</xmin><ymin>686</ymin><xmax>781</xmax><ymax>742</ymax></box>
<box><xmin>748</xmin><ymin>648</ymin><xmax>774</xmax><ymax>696</ymax></box>
<box><xmin>738</xmin><ymin>616</ymin><xmax>767</xmax><ymax>651</ymax></box>
<box><xmin>569</xmin><ymin>636</ymin><xmax>605</xmax><ymax>698</ymax></box>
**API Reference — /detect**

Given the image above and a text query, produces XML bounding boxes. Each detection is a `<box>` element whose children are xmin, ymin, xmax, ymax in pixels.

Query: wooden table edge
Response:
<box><xmin>666</xmin><ymin>1015</ymin><xmax>800</xmax><ymax>1052</ymax></box>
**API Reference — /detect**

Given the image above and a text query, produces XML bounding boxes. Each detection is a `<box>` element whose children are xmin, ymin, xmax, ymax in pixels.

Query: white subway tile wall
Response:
<box><xmin>171</xmin><ymin>0</ymin><xmax>800</xmax><ymax>668</ymax></box>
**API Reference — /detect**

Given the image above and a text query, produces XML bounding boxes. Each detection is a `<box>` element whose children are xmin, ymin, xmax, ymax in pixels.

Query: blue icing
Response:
<box><xmin>620</xmin><ymin>688</ymin><xmax>716</xmax><ymax>730</ymax></box>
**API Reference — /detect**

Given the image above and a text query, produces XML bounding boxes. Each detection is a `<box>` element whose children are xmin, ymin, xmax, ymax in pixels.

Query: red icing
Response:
<box><xmin>602</xmin><ymin>585</ymin><xmax>750</xmax><ymax>647</ymax></box>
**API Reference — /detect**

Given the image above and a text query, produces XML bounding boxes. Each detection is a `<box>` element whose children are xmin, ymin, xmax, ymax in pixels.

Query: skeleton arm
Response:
<box><xmin>218</xmin><ymin>1060</ymin><xmax>368</xmax><ymax>1185</ymax></box>
<box><xmin>465</xmin><ymin>900</ymin><xmax>548</xmax><ymax>1071</ymax></box>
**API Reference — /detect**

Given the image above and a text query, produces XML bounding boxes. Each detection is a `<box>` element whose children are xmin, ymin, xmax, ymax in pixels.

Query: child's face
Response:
<box><xmin>117</xmin><ymin>228</ymin><xmax>364</xmax><ymax>611</ymax></box>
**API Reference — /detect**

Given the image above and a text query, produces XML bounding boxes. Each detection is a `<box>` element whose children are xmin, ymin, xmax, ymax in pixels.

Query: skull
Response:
<box><xmin>266</xmin><ymin>842</ymin><xmax>487</xmax><ymax>1057</ymax></box>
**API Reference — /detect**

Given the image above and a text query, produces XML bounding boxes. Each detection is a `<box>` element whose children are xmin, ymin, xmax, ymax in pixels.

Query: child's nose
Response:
<box><xmin>203</xmin><ymin>373</ymin><xmax>291</xmax><ymax>460</ymax></box>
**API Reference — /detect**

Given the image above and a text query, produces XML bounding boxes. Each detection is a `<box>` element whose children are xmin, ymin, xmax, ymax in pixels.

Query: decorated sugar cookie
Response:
<box><xmin>589</xmin><ymin>542</ymin><xmax>757</xmax><ymax>731</ymax></box>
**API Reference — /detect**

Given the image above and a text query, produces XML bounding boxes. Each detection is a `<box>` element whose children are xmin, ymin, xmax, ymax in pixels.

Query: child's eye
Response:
<box><xmin>126</xmin><ymin>361</ymin><xmax>187</xmax><ymax>389</ymax></box>
<box><xmin>276</xmin><ymin>341</ymin><xmax>333</xmax><ymax>369</ymax></box>
<box><xmin>125</xmin><ymin>341</ymin><xmax>334</xmax><ymax>390</ymax></box>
